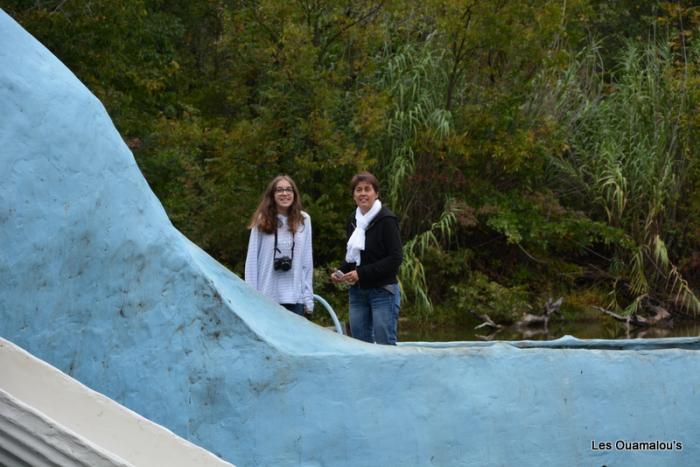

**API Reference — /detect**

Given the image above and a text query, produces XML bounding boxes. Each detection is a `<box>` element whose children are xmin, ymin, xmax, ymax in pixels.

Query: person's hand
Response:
<box><xmin>330</xmin><ymin>269</ymin><xmax>345</xmax><ymax>284</ymax></box>
<box><xmin>344</xmin><ymin>270</ymin><xmax>359</xmax><ymax>285</ymax></box>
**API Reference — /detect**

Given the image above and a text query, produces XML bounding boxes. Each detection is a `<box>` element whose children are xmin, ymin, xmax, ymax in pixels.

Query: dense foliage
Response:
<box><xmin>6</xmin><ymin>1</ymin><xmax>700</xmax><ymax>325</ymax></box>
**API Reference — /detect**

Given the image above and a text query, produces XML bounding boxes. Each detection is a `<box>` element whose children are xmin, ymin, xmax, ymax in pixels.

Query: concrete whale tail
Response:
<box><xmin>2</xmin><ymin>9</ymin><xmax>699</xmax><ymax>466</ymax></box>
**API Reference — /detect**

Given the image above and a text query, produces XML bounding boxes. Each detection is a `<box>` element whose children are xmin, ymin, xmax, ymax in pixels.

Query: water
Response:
<box><xmin>397</xmin><ymin>316</ymin><xmax>700</xmax><ymax>342</ymax></box>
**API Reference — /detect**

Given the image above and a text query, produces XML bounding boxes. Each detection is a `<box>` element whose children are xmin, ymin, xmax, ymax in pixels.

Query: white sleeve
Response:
<box><xmin>302</xmin><ymin>215</ymin><xmax>314</xmax><ymax>311</ymax></box>
<box><xmin>244</xmin><ymin>227</ymin><xmax>260</xmax><ymax>291</ymax></box>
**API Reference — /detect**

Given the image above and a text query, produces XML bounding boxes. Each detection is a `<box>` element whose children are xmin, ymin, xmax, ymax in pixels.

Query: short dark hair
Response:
<box><xmin>350</xmin><ymin>171</ymin><xmax>379</xmax><ymax>194</ymax></box>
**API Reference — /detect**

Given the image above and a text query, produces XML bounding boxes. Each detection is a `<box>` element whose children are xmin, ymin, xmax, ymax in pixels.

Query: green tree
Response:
<box><xmin>552</xmin><ymin>36</ymin><xmax>700</xmax><ymax>315</ymax></box>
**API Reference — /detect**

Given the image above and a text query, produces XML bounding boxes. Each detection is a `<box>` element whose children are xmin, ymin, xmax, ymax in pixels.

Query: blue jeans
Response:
<box><xmin>348</xmin><ymin>283</ymin><xmax>401</xmax><ymax>345</ymax></box>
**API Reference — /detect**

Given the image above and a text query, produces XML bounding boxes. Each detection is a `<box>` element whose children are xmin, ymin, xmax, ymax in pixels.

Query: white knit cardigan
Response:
<box><xmin>244</xmin><ymin>212</ymin><xmax>314</xmax><ymax>311</ymax></box>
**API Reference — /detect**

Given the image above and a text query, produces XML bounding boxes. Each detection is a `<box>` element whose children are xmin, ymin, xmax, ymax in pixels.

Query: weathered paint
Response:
<box><xmin>2</xmin><ymin>389</ymin><xmax>133</xmax><ymax>467</ymax></box>
<box><xmin>0</xmin><ymin>338</ymin><xmax>234</xmax><ymax>467</ymax></box>
<box><xmin>1</xmin><ymin>9</ymin><xmax>699</xmax><ymax>467</ymax></box>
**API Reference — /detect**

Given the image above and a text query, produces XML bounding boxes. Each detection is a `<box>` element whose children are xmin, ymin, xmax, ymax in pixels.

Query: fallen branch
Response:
<box><xmin>593</xmin><ymin>306</ymin><xmax>630</xmax><ymax>323</ymax></box>
<box><xmin>515</xmin><ymin>297</ymin><xmax>562</xmax><ymax>330</ymax></box>
<box><xmin>469</xmin><ymin>310</ymin><xmax>503</xmax><ymax>330</ymax></box>
<box><xmin>592</xmin><ymin>305</ymin><xmax>671</xmax><ymax>327</ymax></box>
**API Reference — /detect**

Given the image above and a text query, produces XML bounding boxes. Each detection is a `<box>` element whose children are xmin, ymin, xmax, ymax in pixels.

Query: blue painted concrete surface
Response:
<box><xmin>1</xmin><ymin>9</ymin><xmax>699</xmax><ymax>466</ymax></box>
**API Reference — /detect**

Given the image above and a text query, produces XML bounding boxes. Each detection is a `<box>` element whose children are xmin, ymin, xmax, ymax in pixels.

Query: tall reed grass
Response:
<box><xmin>552</xmin><ymin>39</ymin><xmax>699</xmax><ymax>315</ymax></box>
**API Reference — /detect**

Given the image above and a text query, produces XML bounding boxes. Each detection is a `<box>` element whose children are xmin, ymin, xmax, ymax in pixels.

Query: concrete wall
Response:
<box><xmin>1</xmin><ymin>8</ymin><xmax>699</xmax><ymax>466</ymax></box>
<box><xmin>0</xmin><ymin>339</ymin><xmax>233</xmax><ymax>467</ymax></box>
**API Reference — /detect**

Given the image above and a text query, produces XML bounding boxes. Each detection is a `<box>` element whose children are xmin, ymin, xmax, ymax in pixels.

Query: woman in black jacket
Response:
<box><xmin>331</xmin><ymin>172</ymin><xmax>403</xmax><ymax>345</ymax></box>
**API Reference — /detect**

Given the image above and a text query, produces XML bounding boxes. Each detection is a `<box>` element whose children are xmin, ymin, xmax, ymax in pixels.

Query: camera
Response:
<box><xmin>274</xmin><ymin>256</ymin><xmax>292</xmax><ymax>271</ymax></box>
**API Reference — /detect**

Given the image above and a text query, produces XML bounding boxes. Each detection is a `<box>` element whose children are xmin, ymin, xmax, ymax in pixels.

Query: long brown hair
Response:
<box><xmin>248</xmin><ymin>175</ymin><xmax>305</xmax><ymax>234</ymax></box>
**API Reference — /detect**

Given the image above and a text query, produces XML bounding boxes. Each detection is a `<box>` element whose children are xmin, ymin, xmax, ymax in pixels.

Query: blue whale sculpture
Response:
<box><xmin>1</xmin><ymin>9</ymin><xmax>698</xmax><ymax>466</ymax></box>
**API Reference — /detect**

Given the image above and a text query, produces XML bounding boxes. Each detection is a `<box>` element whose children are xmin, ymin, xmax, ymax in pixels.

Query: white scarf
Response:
<box><xmin>345</xmin><ymin>200</ymin><xmax>382</xmax><ymax>265</ymax></box>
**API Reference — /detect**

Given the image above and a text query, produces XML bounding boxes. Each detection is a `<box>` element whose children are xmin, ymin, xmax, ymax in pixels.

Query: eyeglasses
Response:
<box><xmin>275</xmin><ymin>187</ymin><xmax>294</xmax><ymax>194</ymax></box>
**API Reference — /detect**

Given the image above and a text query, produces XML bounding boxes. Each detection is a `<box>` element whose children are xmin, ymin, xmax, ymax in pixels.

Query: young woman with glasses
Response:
<box><xmin>245</xmin><ymin>175</ymin><xmax>314</xmax><ymax>316</ymax></box>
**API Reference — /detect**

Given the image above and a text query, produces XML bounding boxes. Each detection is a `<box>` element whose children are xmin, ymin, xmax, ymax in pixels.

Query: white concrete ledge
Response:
<box><xmin>0</xmin><ymin>338</ymin><xmax>234</xmax><ymax>467</ymax></box>
<box><xmin>0</xmin><ymin>388</ymin><xmax>132</xmax><ymax>467</ymax></box>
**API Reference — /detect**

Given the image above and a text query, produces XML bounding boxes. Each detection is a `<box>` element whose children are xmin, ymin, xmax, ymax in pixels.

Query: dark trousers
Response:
<box><xmin>282</xmin><ymin>303</ymin><xmax>305</xmax><ymax>316</ymax></box>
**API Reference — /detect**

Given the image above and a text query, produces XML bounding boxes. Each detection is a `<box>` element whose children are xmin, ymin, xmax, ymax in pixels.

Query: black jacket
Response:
<box><xmin>340</xmin><ymin>206</ymin><xmax>403</xmax><ymax>288</ymax></box>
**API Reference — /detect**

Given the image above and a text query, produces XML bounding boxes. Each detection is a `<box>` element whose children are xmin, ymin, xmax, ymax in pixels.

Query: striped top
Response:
<box><xmin>244</xmin><ymin>212</ymin><xmax>314</xmax><ymax>311</ymax></box>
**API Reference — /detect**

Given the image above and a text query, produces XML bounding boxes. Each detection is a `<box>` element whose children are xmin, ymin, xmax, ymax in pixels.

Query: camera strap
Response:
<box><xmin>273</xmin><ymin>227</ymin><xmax>295</xmax><ymax>261</ymax></box>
